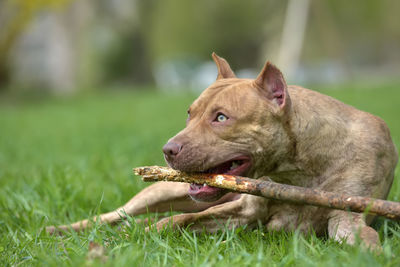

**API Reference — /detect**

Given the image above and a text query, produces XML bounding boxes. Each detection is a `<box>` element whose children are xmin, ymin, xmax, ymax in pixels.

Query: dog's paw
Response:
<box><xmin>360</xmin><ymin>226</ymin><xmax>382</xmax><ymax>253</ymax></box>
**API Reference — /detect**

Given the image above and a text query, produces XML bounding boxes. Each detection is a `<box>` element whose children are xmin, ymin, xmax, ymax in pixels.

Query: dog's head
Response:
<box><xmin>163</xmin><ymin>53</ymin><xmax>293</xmax><ymax>202</ymax></box>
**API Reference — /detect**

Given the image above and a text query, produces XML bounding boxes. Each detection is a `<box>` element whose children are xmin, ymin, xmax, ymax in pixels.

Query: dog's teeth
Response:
<box><xmin>203</xmin><ymin>183</ymin><xmax>207</xmax><ymax>187</ymax></box>
<box><xmin>230</xmin><ymin>161</ymin><xmax>239</xmax><ymax>170</ymax></box>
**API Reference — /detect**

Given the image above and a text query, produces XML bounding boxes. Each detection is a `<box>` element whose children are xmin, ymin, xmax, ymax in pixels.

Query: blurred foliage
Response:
<box><xmin>94</xmin><ymin>0</ymin><xmax>400</xmax><ymax>86</ymax></box>
<box><xmin>0</xmin><ymin>0</ymin><xmax>71</xmax><ymax>85</ymax></box>
<box><xmin>304</xmin><ymin>0</ymin><xmax>400</xmax><ymax>65</ymax></box>
<box><xmin>0</xmin><ymin>0</ymin><xmax>399</xmax><ymax>91</ymax></box>
<box><xmin>146</xmin><ymin>0</ymin><xmax>282</xmax><ymax>69</ymax></box>
<box><xmin>87</xmin><ymin>0</ymin><xmax>281</xmax><ymax>85</ymax></box>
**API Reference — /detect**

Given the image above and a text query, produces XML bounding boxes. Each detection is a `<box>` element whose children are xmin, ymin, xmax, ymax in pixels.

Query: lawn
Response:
<box><xmin>1</xmin><ymin>84</ymin><xmax>400</xmax><ymax>266</ymax></box>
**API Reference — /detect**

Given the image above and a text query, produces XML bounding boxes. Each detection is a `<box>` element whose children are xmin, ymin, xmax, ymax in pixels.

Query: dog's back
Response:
<box><xmin>287</xmin><ymin>85</ymin><xmax>398</xmax><ymax>199</ymax></box>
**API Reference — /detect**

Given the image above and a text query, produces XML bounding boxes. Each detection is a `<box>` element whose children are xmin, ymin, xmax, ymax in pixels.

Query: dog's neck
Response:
<box><xmin>265</xmin><ymin>86</ymin><xmax>351</xmax><ymax>186</ymax></box>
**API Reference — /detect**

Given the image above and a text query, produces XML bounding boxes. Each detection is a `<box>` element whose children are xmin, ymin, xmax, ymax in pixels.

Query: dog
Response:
<box><xmin>47</xmin><ymin>53</ymin><xmax>398</xmax><ymax>249</ymax></box>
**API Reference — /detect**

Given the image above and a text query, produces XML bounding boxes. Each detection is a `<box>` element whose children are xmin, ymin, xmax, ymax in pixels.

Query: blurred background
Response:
<box><xmin>1</xmin><ymin>0</ymin><xmax>399</xmax><ymax>94</ymax></box>
<box><xmin>1</xmin><ymin>2</ymin><xmax>400</xmax><ymax>262</ymax></box>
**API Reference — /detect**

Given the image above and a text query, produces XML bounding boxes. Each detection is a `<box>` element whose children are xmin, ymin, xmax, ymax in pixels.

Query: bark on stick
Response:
<box><xmin>134</xmin><ymin>166</ymin><xmax>400</xmax><ymax>221</ymax></box>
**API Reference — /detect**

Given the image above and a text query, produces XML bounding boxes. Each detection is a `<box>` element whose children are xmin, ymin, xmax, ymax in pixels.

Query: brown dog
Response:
<box><xmin>48</xmin><ymin>53</ymin><xmax>398</xmax><ymax>248</ymax></box>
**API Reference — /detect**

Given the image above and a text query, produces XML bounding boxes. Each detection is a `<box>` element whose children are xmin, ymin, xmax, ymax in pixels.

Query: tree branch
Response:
<box><xmin>134</xmin><ymin>166</ymin><xmax>400</xmax><ymax>221</ymax></box>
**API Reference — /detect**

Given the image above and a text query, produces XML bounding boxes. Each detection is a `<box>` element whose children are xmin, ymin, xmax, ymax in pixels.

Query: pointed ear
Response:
<box><xmin>254</xmin><ymin>61</ymin><xmax>289</xmax><ymax>108</ymax></box>
<box><xmin>212</xmin><ymin>52</ymin><xmax>236</xmax><ymax>80</ymax></box>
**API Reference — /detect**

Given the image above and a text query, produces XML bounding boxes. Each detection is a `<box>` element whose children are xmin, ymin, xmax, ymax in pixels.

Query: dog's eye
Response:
<box><xmin>216</xmin><ymin>113</ymin><xmax>228</xmax><ymax>122</ymax></box>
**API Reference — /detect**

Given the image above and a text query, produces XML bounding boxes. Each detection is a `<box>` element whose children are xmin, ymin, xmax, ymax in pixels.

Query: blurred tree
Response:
<box><xmin>277</xmin><ymin>0</ymin><xmax>310</xmax><ymax>79</ymax></box>
<box><xmin>0</xmin><ymin>0</ymin><xmax>71</xmax><ymax>88</ymax></box>
<box><xmin>95</xmin><ymin>0</ymin><xmax>155</xmax><ymax>85</ymax></box>
<box><xmin>147</xmin><ymin>0</ymin><xmax>284</xmax><ymax>70</ymax></box>
<box><xmin>1</xmin><ymin>0</ymin><xmax>400</xmax><ymax>91</ymax></box>
<box><xmin>76</xmin><ymin>0</ymin><xmax>155</xmax><ymax>87</ymax></box>
<box><xmin>304</xmin><ymin>0</ymin><xmax>400</xmax><ymax>68</ymax></box>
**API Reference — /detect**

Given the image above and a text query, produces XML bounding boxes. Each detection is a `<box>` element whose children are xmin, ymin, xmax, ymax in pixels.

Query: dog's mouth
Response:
<box><xmin>188</xmin><ymin>156</ymin><xmax>252</xmax><ymax>202</ymax></box>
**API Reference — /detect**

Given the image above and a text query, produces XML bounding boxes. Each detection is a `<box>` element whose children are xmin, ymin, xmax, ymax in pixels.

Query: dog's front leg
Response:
<box><xmin>47</xmin><ymin>182</ymin><xmax>235</xmax><ymax>234</ymax></box>
<box><xmin>328</xmin><ymin>210</ymin><xmax>380</xmax><ymax>250</ymax></box>
<box><xmin>151</xmin><ymin>194</ymin><xmax>270</xmax><ymax>232</ymax></box>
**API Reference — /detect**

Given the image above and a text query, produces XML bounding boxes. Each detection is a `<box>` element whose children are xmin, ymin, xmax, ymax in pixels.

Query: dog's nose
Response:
<box><xmin>162</xmin><ymin>142</ymin><xmax>182</xmax><ymax>157</ymax></box>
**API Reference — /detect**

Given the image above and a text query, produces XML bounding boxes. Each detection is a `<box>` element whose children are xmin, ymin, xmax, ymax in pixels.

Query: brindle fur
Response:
<box><xmin>47</xmin><ymin>53</ymin><xmax>398</xmax><ymax>249</ymax></box>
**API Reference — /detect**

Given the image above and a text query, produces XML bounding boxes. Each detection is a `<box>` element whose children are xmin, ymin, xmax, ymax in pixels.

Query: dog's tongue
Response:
<box><xmin>188</xmin><ymin>162</ymin><xmax>233</xmax><ymax>202</ymax></box>
<box><xmin>189</xmin><ymin>183</ymin><xmax>226</xmax><ymax>202</ymax></box>
<box><xmin>190</xmin><ymin>184</ymin><xmax>205</xmax><ymax>191</ymax></box>
<box><xmin>188</xmin><ymin>158</ymin><xmax>252</xmax><ymax>202</ymax></box>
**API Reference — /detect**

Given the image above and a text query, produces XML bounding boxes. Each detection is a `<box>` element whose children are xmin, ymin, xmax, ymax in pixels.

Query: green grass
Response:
<box><xmin>0</xmin><ymin>84</ymin><xmax>399</xmax><ymax>266</ymax></box>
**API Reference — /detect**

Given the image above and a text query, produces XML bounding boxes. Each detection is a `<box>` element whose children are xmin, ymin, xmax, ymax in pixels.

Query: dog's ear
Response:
<box><xmin>212</xmin><ymin>52</ymin><xmax>236</xmax><ymax>80</ymax></box>
<box><xmin>254</xmin><ymin>61</ymin><xmax>290</xmax><ymax>109</ymax></box>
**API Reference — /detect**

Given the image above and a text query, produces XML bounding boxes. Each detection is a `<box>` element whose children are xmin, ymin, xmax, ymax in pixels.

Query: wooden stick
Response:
<box><xmin>134</xmin><ymin>166</ymin><xmax>400</xmax><ymax>221</ymax></box>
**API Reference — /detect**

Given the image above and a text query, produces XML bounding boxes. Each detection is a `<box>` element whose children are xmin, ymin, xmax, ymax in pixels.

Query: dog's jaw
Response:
<box><xmin>186</xmin><ymin>156</ymin><xmax>252</xmax><ymax>202</ymax></box>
